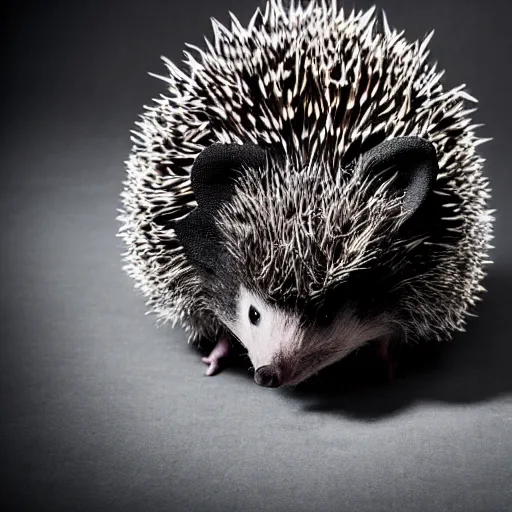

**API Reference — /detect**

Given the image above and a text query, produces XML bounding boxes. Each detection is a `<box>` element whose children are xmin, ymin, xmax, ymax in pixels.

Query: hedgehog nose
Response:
<box><xmin>254</xmin><ymin>365</ymin><xmax>281</xmax><ymax>388</ymax></box>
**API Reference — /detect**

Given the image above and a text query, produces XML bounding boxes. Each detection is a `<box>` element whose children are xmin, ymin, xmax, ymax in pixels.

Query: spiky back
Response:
<box><xmin>117</xmin><ymin>0</ymin><xmax>494</xmax><ymax>343</ymax></box>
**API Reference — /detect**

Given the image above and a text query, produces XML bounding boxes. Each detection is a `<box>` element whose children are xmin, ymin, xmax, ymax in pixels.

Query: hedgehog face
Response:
<box><xmin>175</xmin><ymin>138</ymin><xmax>439</xmax><ymax>387</ymax></box>
<box><xmin>223</xmin><ymin>284</ymin><xmax>395</xmax><ymax>387</ymax></box>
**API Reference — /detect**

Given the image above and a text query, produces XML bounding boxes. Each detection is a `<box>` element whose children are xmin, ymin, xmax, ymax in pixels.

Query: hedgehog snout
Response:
<box><xmin>254</xmin><ymin>365</ymin><xmax>282</xmax><ymax>388</ymax></box>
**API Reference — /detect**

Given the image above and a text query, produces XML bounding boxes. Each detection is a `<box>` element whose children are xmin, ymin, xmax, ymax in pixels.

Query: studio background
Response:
<box><xmin>1</xmin><ymin>1</ymin><xmax>511</xmax><ymax>511</ymax></box>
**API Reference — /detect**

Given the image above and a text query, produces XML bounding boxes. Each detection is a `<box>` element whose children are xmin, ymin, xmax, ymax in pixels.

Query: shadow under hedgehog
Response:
<box><xmin>117</xmin><ymin>0</ymin><xmax>494</xmax><ymax>389</ymax></box>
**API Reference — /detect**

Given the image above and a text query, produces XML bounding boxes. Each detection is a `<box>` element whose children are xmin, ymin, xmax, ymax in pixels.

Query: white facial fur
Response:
<box><xmin>225</xmin><ymin>286</ymin><xmax>394</xmax><ymax>386</ymax></box>
<box><xmin>225</xmin><ymin>286</ymin><xmax>304</xmax><ymax>370</ymax></box>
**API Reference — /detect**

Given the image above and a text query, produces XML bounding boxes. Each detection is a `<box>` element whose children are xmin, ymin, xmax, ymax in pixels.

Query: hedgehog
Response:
<box><xmin>117</xmin><ymin>0</ymin><xmax>495</xmax><ymax>388</ymax></box>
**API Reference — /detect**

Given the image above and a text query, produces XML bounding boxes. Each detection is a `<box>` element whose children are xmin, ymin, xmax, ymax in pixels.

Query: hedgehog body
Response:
<box><xmin>118</xmin><ymin>0</ymin><xmax>494</xmax><ymax>387</ymax></box>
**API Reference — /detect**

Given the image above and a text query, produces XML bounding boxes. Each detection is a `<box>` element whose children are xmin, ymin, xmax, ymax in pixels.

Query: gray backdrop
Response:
<box><xmin>1</xmin><ymin>0</ymin><xmax>511</xmax><ymax>511</ymax></box>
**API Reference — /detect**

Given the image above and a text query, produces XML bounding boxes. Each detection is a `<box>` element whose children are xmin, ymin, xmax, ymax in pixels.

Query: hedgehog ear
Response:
<box><xmin>360</xmin><ymin>136</ymin><xmax>439</xmax><ymax>220</ymax></box>
<box><xmin>191</xmin><ymin>143</ymin><xmax>268</xmax><ymax>211</ymax></box>
<box><xmin>173</xmin><ymin>143</ymin><xmax>267</xmax><ymax>275</ymax></box>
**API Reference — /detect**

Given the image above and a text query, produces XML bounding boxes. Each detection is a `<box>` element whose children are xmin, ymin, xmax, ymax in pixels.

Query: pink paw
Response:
<box><xmin>201</xmin><ymin>335</ymin><xmax>231</xmax><ymax>376</ymax></box>
<box><xmin>376</xmin><ymin>337</ymin><xmax>398</xmax><ymax>383</ymax></box>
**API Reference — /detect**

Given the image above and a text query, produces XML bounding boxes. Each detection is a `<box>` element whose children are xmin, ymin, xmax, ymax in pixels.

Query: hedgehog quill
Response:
<box><xmin>117</xmin><ymin>0</ymin><xmax>494</xmax><ymax>388</ymax></box>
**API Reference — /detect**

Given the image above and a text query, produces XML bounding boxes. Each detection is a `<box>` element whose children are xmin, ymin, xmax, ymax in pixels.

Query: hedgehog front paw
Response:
<box><xmin>201</xmin><ymin>335</ymin><xmax>231</xmax><ymax>376</ymax></box>
<box><xmin>376</xmin><ymin>337</ymin><xmax>398</xmax><ymax>383</ymax></box>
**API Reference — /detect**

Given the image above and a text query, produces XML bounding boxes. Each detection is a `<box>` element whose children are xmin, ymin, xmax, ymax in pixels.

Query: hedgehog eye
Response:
<box><xmin>249</xmin><ymin>305</ymin><xmax>261</xmax><ymax>326</ymax></box>
<box><xmin>318</xmin><ymin>309</ymin><xmax>335</xmax><ymax>327</ymax></box>
<box><xmin>324</xmin><ymin>312</ymin><xmax>334</xmax><ymax>324</ymax></box>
